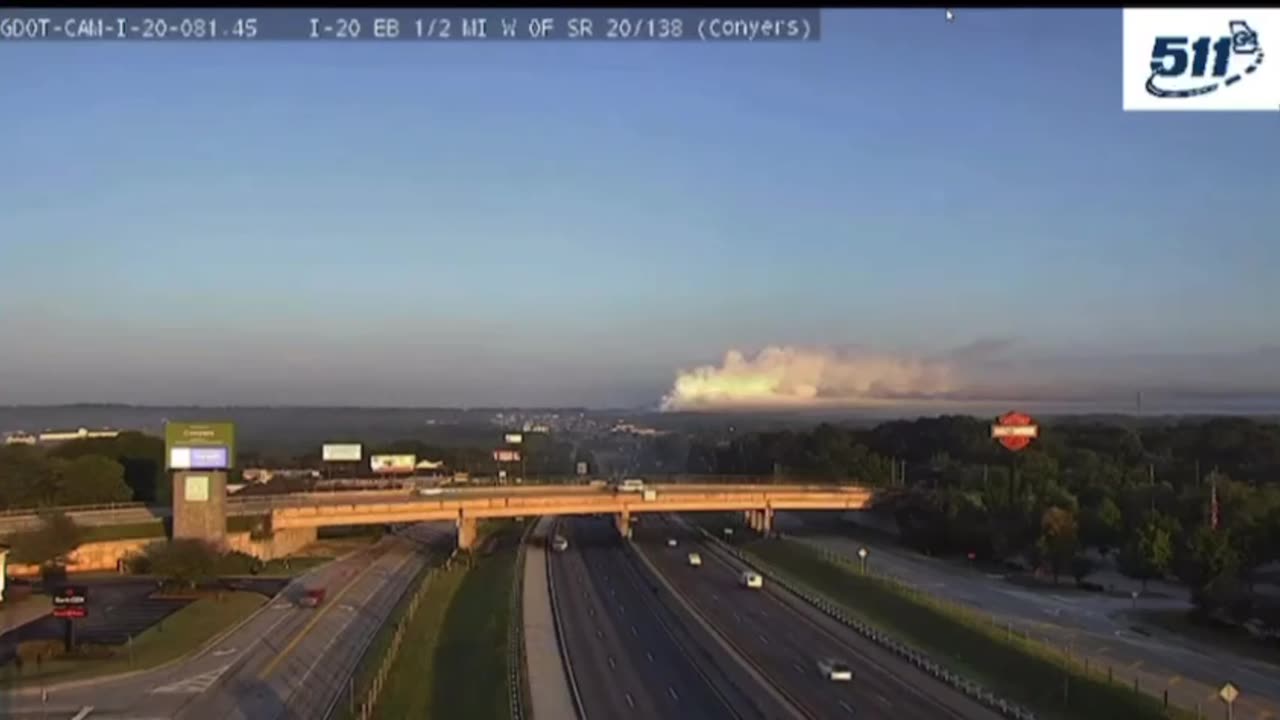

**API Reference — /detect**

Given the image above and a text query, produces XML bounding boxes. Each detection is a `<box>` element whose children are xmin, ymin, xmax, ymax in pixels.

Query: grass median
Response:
<box><xmin>0</xmin><ymin>590</ymin><xmax>265</xmax><ymax>688</ymax></box>
<box><xmin>343</xmin><ymin>520</ymin><xmax>525</xmax><ymax>720</ymax></box>
<box><xmin>708</xmin><ymin>520</ymin><xmax>1189</xmax><ymax>720</ymax></box>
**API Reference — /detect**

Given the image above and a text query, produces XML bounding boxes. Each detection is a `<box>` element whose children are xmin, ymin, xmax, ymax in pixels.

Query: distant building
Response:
<box><xmin>4</xmin><ymin>427</ymin><xmax>120</xmax><ymax>446</ymax></box>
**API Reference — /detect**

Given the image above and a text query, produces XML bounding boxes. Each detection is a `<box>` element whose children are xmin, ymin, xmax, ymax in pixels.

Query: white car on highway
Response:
<box><xmin>740</xmin><ymin>570</ymin><xmax>763</xmax><ymax>589</ymax></box>
<box><xmin>817</xmin><ymin>659</ymin><xmax>854</xmax><ymax>682</ymax></box>
<box><xmin>551</xmin><ymin>536</ymin><xmax>569</xmax><ymax>552</ymax></box>
<box><xmin>666</xmin><ymin>538</ymin><xmax>678</xmax><ymax>547</ymax></box>
<box><xmin>687</xmin><ymin>552</ymin><xmax>702</xmax><ymax>567</ymax></box>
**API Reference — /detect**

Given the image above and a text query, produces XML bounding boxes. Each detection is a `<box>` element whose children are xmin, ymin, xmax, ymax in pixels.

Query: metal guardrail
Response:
<box><xmin>508</xmin><ymin>520</ymin><xmax>535</xmax><ymax>720</ymax></box>
<box><xmin>0</xmin><ymin>501</ymin><xmax>149</xmax><ymax>517</ymax></box>
<box><xmin>696</xmin><ymin>526</ymin><xmax>1039</xmax><ymax>720</ymax></box>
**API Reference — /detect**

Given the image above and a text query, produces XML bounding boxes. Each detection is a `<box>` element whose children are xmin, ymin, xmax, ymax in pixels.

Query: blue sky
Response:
<box><xmin>2</xmin><ymin>9</ymin><xmax>1277</xmax><ymax>408</ymax></box>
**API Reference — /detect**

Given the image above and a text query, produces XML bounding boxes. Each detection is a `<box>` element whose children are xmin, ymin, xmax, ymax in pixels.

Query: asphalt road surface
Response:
<box><xmin>550</xmin><ymin>515</ymin><xmax>783</xmax><ymax>720</ymax></box>
<box><xmin>640</xmin><ymin>514</ymin><xmax>1002</xmax><ymax>720</ymax></box>
<box><xmin>0</xmin><ymin>523</ymin><xmax>452</xmax><ymax>720</ymax></box>
<box><xmin>782</xmin><ymin>513</ymin><xmax>1280</xmax><ymax>719</ymax></box>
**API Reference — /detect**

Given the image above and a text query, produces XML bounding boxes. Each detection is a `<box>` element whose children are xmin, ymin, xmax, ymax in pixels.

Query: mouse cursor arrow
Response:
<box><xmin>945</xmin><ymin>8</ymin><xmax>955</xmax><ymax>23</ymax></box>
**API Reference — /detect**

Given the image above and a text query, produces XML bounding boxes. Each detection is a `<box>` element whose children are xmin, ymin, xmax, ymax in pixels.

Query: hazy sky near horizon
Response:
<box><xmin>2</xmin><ymin>9</ymin><xmax>1278</xmax><ymax>408</ymax></box>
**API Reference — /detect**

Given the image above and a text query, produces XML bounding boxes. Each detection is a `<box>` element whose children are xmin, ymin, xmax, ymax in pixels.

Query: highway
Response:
<box><xmin>784</xmin><ymin>513</ymin><xmax>1280</xmax><ymax>719</ymax></box>
<box><xmin>0</xmin><ymin>523</ymin><xmax>451</xmax><ymax>720</ymax></box>
<box><xmin>549</xmin><ymin>515</ymin><xmax>792</xmax><ymax>720</ymax></box>
<box><xmin>637</xmin><ymin>514</ymin><xmax>1003</xmax><ymax>720</ymax></box>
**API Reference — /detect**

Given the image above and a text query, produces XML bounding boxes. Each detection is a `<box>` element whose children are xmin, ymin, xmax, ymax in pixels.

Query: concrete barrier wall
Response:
<box><xmin>7</xmin><ymin>527</ymin><xmax>321</xmax><ymax>577</ymax></box>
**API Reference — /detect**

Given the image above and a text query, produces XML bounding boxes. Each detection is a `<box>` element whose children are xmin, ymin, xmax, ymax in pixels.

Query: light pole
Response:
<box><xmin>858</xmin><ymin>547</ymin><xmax>869</xmax><ymax>575</ymax></box>
<box><xmin>1131</xmin><ymin>590</ymin><xmax>1139</xmax><ymax>611</ymax></box>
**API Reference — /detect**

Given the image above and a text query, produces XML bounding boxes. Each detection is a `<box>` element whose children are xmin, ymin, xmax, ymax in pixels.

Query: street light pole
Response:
<box><xmin>858</xmin><ymin>547</ymin><xmax>869</xmax><ymax>575</ymax></box>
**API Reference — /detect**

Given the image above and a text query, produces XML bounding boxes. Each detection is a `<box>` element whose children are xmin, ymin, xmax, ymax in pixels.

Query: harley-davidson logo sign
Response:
<box><xmin>991</xmin><ymin>411</ymin><xmax>1038</xmax><ymax>452</ymax></box>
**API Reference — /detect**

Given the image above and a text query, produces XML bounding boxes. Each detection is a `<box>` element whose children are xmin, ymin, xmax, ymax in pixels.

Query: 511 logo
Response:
<box><xmin>1124</xmin><ymin>9</ymin><xmax>1279</xmax><ymax>111</ymax></box>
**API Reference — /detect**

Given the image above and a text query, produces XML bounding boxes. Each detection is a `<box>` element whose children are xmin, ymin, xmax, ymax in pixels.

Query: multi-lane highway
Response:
<box><xmin>0</xmin><ymin>523</ymin><xmax>450</xmax><ymax>720</ymax></box>
<box><xmin>637</xmin><ymin>514</ymin><xmax>1003</xmax><ymax>720</ymax></box>
<box><xmin>548</xmin><ymin>515</ymin><xmax>794</xmax><ymax>720</ymax></box>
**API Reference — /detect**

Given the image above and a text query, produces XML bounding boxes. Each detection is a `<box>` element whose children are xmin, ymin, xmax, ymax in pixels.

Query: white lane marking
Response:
<box><xmin>646</xmin><ymin>651</ymin><xmax>654</xmax><ymax>662</ymax></box>
<box><xmin>272</xmin><ymin>603</ymin><xmax>291</xmax><ymax>610</ymax></box>
<box><xmin>630</xmin><ymin>625</ymin><xmax>638</xmax><ymax>636</ymax></box>
<box><xmin>759</xmin><ymin>634</ymin><xmax>769</xmax><ymax>644</ymax></box>
<box><xmin>150</xmin><ymin>664</ymin><xmax>233</xmax><ymax>694</ymax></box>
<box><xmin>625</xmin><ymin>693</ymin><xmax>636</xmax><ymax>709</ymax></box>
<box><xmin>839</xmin><ymin>700</ymin><xmax>854</xmax><ymax>714</ymax></box>
<box><xmin>875</xmin><ymin>693</ymin><xmax>893</xmax><ymax>708</ymax></box>
<box><xmin>596</xmin><ymin>630</ymin><xmax>604</xmax><ymax>639</ymax></box>
<box><xmin>608</xmin><ymin>656</ymin><xmax>616</xmax><ymax>669</ymax></box>
<box><xmin>732</xmin><ymin>612</ymin><xmax>741</xmax><ymax>622</ymax></box>
<box><xmin>618</xmin><ymin>604</ymin><xmax>626</xmax><ymax>615</ymax></box>
<box><xmin>792</xmin><ymin>662</ymin><xmax>803</xmax><ymax>673</ymax></box>
<box><xmin>212</xmin><ymin>647</ymin><xmax>237</xmax><ymax>657</ymax></box>
<box><xmin>667</xmin><ymin>686</ymin><xmax>679</xmax><ymax>701</ymax></box>
<box><xmin>71</xmin><ymin>708</ymin><xmax>94</xmax><ymax>720</ymax></box>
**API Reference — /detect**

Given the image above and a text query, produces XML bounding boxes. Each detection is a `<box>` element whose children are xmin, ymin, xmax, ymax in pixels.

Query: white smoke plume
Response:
<box><xmin>661</xmin><ymin>346</ymin><xmax>957</xmax><ymax>411</ymax></box>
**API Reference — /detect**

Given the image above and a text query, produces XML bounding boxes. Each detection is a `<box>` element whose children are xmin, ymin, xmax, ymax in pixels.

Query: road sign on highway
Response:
<box><xmin>1220</xmin><ymin>682</ymin><xmax>1239</xmax><ymax>704</ymax></box>
<box><xmin>991</xmin><ymin>411</ymin><xmax>1039</xmax><ymax>452</ymax></box>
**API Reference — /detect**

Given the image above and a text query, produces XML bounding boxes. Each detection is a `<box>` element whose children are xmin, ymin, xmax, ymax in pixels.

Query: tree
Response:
<box><xmin>1080</xmin><ymin>497</ymin><xmax>1123</xmax><ymax>553</ymax></box>
<box><xmin>52</xmin><ymin>455</ymin><xmax>132</xmax><ymax>506</ymax></box>
<box><xmin>1070</xmin><ymin>554</ymin><xmax>1096</xmax><ymax>585</ymax></box>
<box><xmin>8</xmin><ymin>512</ymin><xmax>84</xmax><ymax>569</ymax></box>
<box><xmin>1036</xmin><ymin>507</ymin><xmax>1079</xmax><ymax>583</ymax></box>
<box><xmin>0</xmin><ymin>445</ymin><xmax>57</xmax><ymax>509</ymax></box>
<box><xmin>142</xmin><ymin>539</ymin><xmax>221</xmax><ymax>590</ymax></box>
<box><xmin>1177</xmin><ymin>526</ymin><xmax>1242</xmax><ymax>617</ymax></box>
<box><xmin>1118</xmin><ymin>513</ymin><xmax>1176</xmax><ymax>591</ymax></box>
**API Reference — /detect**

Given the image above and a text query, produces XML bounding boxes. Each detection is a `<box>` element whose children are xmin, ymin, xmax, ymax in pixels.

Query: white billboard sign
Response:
<box><xmin>322</xmin><ymin>443</ymin><xmax>363</xmax><ymax>462</ymax></box>
<box><xmin>504</xmin><ymin>433</ymin><xmax>524</xmax><ymax>445</ymax></box>
<box><xmin>371</xmin><ymin>454</ymin><xmax>416</xmax><ymax>474</ymax></box>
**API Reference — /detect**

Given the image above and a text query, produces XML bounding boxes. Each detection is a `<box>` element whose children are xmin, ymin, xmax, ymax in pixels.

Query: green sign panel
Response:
<box><xmin>164</xmin><ymin>422</ymin><xmax>236</xmax><ymax>471</ymax></box>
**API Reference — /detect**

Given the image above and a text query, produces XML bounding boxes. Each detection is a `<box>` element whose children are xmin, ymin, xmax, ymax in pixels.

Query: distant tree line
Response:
<box><xmin>0</xmin><ymin>431</ymin><xmax>167</xmax><ymax>510</ymax></box>
<box><xmin>681</xmin><ymin>416</ymin><xmax>1280</xmax><ymax>624</ymax></box>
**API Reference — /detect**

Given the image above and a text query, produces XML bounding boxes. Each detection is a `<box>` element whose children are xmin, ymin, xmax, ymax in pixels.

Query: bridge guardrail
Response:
<box><xmin>0</xmin><ymin>501</ymin><xmax>150</xmax><ymax>517</ymax></box>
<box><xmin>694</xmin><ymin>525</ymin><xmax>1038</xmax><ymax>720</ymax></box>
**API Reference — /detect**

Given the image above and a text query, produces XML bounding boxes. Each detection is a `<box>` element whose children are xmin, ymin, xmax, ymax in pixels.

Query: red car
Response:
<box><xmin>300</xmin><ymin>588</ymin><xmax>326</xmax><ymax>608</ymax></box>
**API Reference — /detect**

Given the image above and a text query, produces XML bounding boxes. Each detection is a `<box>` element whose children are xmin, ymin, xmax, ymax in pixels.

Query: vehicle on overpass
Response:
<box><xmin>740</xmin><ymin>570</ymin><xmax>763</xmax><ymax>589</ymax></box>
<box><xmin>551</xmin><ymin>535</ymin><xmax>569</xmax><ymax>552</ymax></box>
<box><xmin>687</xmin><ymin>552</ymin><xmax>702</xmax><ymax>567</ymax></box>
<box><xmin>416</xmin><ymin>487</ymin><xmax>443</xmax><ymax>496</ymax></box>
<box><xmin>817</xmin><ymin>658</ymin><xmax>854</xmax><ymax>682</ymax></box>
<box><xmin>615</xmin><ymin>477</ymin><xmax>645</xmax><ymax>492</ymax></box>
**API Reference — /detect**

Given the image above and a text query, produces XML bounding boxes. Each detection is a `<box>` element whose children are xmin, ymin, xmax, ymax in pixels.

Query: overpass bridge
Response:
<box><xmin>1</xmin><ymin>480</ymin><xmax>880</xmax><ymax>551</ymax></box>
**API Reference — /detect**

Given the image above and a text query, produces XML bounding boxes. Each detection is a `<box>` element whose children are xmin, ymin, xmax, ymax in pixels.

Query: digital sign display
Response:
<box><xmin>52</xmin><ymin>585</ymin><xmax>88</xmax><ymax>619</ymax></box>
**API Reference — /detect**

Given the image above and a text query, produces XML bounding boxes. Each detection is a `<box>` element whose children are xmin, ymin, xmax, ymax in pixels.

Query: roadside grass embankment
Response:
<box><xmin>340</xmin><ymin>520</ymin><xmax>527</xmax><ymax>720</ymax></box>
<box><xmin>715</xmin><ymin>524</ymin><xmax>1191</xmax><ymax>720</ymax></box>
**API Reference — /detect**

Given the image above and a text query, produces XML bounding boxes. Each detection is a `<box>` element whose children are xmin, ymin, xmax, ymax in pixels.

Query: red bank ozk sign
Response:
<box><xmin>991</xmin><ymin>411</ymin><xmax>1039</xmax><ymax>452</ymax></box>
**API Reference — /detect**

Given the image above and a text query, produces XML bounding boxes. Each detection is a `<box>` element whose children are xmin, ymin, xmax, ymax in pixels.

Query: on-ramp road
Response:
<box><xmin>0</xmin><ymin>523</ymin><xmax>452</xmax><ymax>720</ymax></box>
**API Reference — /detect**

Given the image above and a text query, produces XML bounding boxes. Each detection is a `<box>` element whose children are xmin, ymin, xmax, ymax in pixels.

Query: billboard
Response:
<box><xmin>52</xmin><ymin>585</ymin><xmax>88</xmax><ymax>619</ymax></box>
<box><xmin>493</xmin><ymin>449</ymin><xmax>521</xmax><ymax>463</ymax></box>
<box><xmin>322</xmin><ymin>443</ymin><xmax>363</xmax><ymax>462</ymax></box>
<box><xmin>504</xmin><ymin>433</ymin><xmax>524</xmax><ymax>445</ymax></box>
<box><xmin>576</xmin><ymin>461</ymin><xmax>588</xmax><ymax>476</ymax></box>
<box><xmin>165</xmin><ymin>422</ymin><xmax>235</xmax><ymax>471</ymax></box>
<box><xmin>371</xmin><ymin>454</ymin><xmax>416</xmax><ymax>474</ymax></box>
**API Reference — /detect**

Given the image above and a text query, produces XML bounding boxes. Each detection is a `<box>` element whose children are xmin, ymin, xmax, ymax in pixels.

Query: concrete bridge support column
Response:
<box><xmin>759</xmin><ymin>507</ymin><xmax>774</xmax><ymax>536</ymax></box>
<box><xmin>615</xmin><ymin>511</ymin><xmax>632</xmax><ymax>540</ymax></box>
<box><xmin>456</xmin><ymin>515</ymin><xmax>477</xmax><ymax>551</ymax></box>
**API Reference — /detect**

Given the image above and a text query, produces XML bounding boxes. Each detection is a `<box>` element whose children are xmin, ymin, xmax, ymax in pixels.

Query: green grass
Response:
<box><xmin>351</xmin><ymin>521</ymin><xmax>524</xmax><ymax>720</ymax></box>
<box><xmin>0</xmin><ymin>590</ymin><xmax>265</xmax><ymax>688</ymax></box>
<box><xmin>1132</xmin><ymin>609</ymin><xmax>1280</xmax><ymax>668</ymax></box>
<box><xmin>721</xmin><ymin>527</ymin><xmax>1190</xmax><ymax>720</ymax></box>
